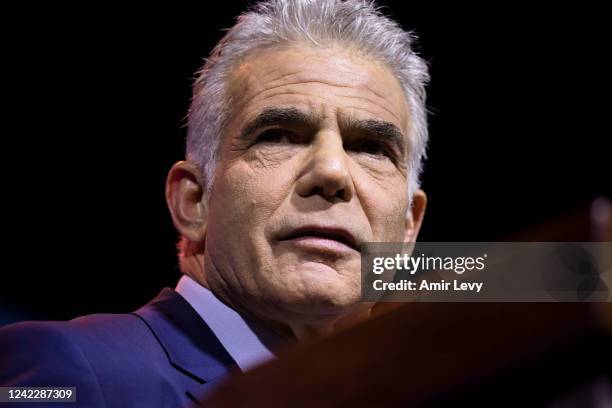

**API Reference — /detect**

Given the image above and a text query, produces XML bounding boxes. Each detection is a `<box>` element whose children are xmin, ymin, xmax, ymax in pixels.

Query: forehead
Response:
<box><xmin>226</xmin><ymin>44</ymin><xmax>411</xmax><ymax>135</ymax></box>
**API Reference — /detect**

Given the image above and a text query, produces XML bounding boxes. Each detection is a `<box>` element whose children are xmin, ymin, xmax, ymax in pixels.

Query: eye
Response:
<box><xmin>254</xmin><ymin>128</ymin><xmax>294</xmax><ymax>144</ymax></box>
<box><xmin>356</xmin><ymin>139</ymin><xmax>390</xmax><ymax>158</ymax></box>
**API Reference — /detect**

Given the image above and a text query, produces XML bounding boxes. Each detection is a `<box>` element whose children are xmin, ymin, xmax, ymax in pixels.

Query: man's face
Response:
<box><xmin>203</xmin><ymin>44</ymin><xmax>416</xmax><ymax>324</ymax></box>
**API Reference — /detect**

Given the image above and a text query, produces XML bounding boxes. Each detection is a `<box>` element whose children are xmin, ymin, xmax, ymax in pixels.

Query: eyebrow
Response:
<box><xmin>239</xmin><ymin>107</ymin><xmax>321</xmax><ymax>140</ymax></box>
<box><xmin>240</xmin><ymin>106</ymin><xmax>408</xmax><ymax>157</ymax></box>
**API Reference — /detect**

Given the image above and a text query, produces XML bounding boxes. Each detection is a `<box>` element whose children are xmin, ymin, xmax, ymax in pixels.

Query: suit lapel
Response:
<box><xmin>131</xmin><ymin>288</ymin><xmax>240</xmax><ymax>386</ymax></box>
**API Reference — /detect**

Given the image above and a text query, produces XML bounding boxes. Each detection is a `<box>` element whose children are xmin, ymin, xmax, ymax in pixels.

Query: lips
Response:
<box><xmin>279</xmin><ymin>225</ymin><xmax>360</xmax><ymax>252</ymax></box>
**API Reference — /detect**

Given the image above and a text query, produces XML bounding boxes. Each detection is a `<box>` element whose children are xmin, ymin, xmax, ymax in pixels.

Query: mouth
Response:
<box><xmin>279</xmin><ymin>226</ymin><xmax>360</xmax><ymax>253</ymax></box>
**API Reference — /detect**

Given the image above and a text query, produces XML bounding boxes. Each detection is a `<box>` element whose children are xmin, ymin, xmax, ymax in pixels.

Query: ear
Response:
<box><xmin>403</xmin><ymin>189</ymin><xmax>427</xmax><ymax>243</ymax></box>
<box><xmin>165</xmin><ymin>161</ymin><xmax>208</xmax><ymax>244</ymax></box>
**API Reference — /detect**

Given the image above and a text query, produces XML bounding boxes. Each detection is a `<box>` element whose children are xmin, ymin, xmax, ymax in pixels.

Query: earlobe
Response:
<box><xmin>403</xmin><ymin>189</ymin><xmax>427</xmax><ymax>243</ymax></box>
<box><xmin>165</xmin><ymin>161</ymin><xmax>208</xmax><ymax>243</ymax></box>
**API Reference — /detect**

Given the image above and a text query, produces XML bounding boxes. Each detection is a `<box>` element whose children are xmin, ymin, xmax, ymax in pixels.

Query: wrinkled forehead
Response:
<box><xmin>226</xmin><ymin>44</ymin><xmax>411</xmax><ymax>136</ymax></box>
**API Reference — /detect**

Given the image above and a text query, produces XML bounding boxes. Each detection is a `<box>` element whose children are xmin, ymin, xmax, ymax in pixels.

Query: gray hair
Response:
<box><xmin>186</xmin><ymin>0</ymin><xmax>429</xmax><ymax>199</ymax></box>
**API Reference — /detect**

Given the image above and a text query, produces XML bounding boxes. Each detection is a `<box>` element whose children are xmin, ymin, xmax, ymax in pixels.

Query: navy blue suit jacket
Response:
<box><xmin>0</xmin><ymin>288</ymin><xmax>239</xmax><ymax>407</ymax></box>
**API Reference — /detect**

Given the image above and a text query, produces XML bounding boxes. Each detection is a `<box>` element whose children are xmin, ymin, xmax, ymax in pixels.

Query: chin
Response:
<box><xmin>267</xmin><ymin>261</ymin><xmax>362</xmax><ymax>315</ymax></box>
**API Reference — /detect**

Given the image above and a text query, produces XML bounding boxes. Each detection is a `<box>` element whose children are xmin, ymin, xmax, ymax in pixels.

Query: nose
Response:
<box><xmin>295</xmin><ymin>130</ymin><xmax>354</xmax><ymax>202</ymax></box>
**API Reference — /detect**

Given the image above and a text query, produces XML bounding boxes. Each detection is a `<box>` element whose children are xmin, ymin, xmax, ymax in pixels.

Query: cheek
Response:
<box><xmin>213</xmin><ymin>159</ymin><xmax>296</xmax><ymax>232</ymax></box>
<box><xmin>205</xmin><ymin>160</ymin><xmax>296</xmax><ymax>289</ymax></box>
<box><xmin>354</xmin><ymin>169</ymin><xmax>409</xmax><ymax>241</ymax></box>
<box><xmin>369</xmin><ymin>201</ymin><xmax>408</xmax><ymax>241</ymax></box>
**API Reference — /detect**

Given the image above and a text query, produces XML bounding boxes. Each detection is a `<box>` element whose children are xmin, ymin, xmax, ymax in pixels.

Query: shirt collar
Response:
<box><xmin>175</xmin><ymin>274</ymin><xmax>281</xmax><ymax>372</ymax></box>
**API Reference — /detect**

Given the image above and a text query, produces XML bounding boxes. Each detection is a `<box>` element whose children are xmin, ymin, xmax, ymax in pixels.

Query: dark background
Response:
<box><xmin>2</xmin><ymin>2</ymin><xmax>609</xmax><ymax>324</ymax></box>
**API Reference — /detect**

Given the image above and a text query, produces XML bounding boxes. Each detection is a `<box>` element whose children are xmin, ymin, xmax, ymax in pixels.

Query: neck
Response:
<box><xmin>288</xmin><ymin>307</ymin><xmax>373</xmax><ymax>341</ymax></box>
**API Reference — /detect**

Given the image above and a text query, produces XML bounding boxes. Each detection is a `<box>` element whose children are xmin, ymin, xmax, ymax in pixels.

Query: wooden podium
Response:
<box><xmin>200</xmin><ymin>302</ymin><xmax>611</xmax><ymax>407</ymax></box>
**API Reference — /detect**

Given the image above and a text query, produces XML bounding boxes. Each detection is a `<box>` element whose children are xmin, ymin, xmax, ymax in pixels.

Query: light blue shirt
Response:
<box><xmin>175</xmin><ymin>275</ymin><xmax>281</xmax><ymax>372</ymax></box>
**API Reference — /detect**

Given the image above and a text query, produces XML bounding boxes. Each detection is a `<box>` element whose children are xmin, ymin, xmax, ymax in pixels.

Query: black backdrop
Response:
<box><xmin>1</xmin><ymin>2</ymin><xmax>609</xmax><ymax>324</ymax></box>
